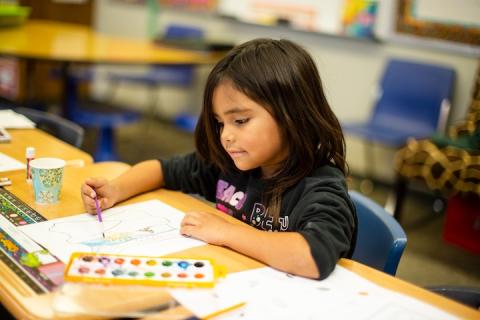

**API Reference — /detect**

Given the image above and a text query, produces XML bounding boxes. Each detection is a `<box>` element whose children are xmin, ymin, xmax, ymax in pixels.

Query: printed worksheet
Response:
<box><xmin>169</xmin><ymin>266</ymin><xmax>459</xmax><ymax>320</ymax></box>
<box><xmin>19</xmin><ymin>200</ymin><xmax>205</xmax><ymax>263</ymax></box>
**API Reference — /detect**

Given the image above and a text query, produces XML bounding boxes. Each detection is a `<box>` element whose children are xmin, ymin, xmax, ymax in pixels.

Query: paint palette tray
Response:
<box><xmin>64</xmin><ymin>252</ymin><xmax>226</xmax><ymax>288</ymax></box>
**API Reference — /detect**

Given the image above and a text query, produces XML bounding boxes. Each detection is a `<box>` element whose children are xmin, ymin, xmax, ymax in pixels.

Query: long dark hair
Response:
<box><xmin>195</xmin><ymin>38</ymin><xmax>346</xmax><ymax>222</ymax></box>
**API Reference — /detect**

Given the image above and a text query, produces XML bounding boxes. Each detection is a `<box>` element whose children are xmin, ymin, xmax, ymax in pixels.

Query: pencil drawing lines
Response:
<box><xmin>47</xmin><ymin>207</ymin><xmax>180</xmax><ymax>248</ymax></box>
<box><xmin>18</xmin><ymin>200</ymin><xmax>206</xmax><ymax>263</ymax></box>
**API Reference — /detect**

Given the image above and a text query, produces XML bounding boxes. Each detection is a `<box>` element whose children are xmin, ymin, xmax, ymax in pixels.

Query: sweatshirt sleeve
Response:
<box><xmin>159</xmin><ymin>152</ymin><xmax>220</xmax><ymax>202</ymax></box>
<box><xmin>293</xmin><ymin>173</ymin><xmax>357</xmax><ymax>280</ymax></box>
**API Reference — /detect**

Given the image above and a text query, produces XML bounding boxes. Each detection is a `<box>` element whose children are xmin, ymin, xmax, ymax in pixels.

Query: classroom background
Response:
<box><xmin>0</xmin><ymin>0</ymin><xmax>479</xmax><ymax>315</ymax></box>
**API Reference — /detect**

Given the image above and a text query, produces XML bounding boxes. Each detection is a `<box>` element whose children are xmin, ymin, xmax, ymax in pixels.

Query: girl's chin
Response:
<box><xmin>232</xmin><ymin>161</ymin><xmax>255</xmax><ymax>172</ymax></box>
<box><xmin>234</xmin><ymin>165</ymin><xmax>251</xmax><ymax>171</ymax></box>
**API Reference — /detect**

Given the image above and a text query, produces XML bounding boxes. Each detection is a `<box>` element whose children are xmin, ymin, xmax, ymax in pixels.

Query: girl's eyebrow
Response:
<box><xmin>217</xmin><ymin>107</ymin><xmax>251</xmax><ymax>116</ymax></box>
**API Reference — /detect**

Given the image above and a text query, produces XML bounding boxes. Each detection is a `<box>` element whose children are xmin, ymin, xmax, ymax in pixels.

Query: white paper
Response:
<box><xmin>0</xmin><ymin>110</ymin><xmax>36</xmax><ymax>129</ymax></box>
<box><xmin>168</xmin><ymin>281</ymin><xmax>246</xmax><ymax>318</ymax></box>
<box><xmin>0</xmin><ymin>152</ymin><xmax>26</xmax><ymax>172</ymax></box>
<box><xmin>170</xmin><ymin>266</ymin><xmax>458</xmax><ymax>320</ymax></box>
<box><xmin>19</xmin><ymin>200</ymin><xmax>205</xmax><ymax>263</ymax></box>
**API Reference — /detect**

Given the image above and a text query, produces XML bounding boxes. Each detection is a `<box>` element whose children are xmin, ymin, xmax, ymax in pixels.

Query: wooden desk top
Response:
<box><xmin>0</xmin><ymin>162</ymin><xmax>478</xmax><ymax>319</ymax></box>
<box><xmin>0</xmin><ymin>20</ymin><xmax>223</xmax><ymax>65</ymax></box>
<box><xmin>0</xmin><ymin>129</ymin><xmax>93</xmax><ymax>169</ymax></box>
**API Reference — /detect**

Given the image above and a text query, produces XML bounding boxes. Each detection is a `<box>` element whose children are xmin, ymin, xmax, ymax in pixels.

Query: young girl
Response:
<box><xmin>81</xmin><ymin>38</ymin><xmax>357</xmax><ymax>280</ymax></box>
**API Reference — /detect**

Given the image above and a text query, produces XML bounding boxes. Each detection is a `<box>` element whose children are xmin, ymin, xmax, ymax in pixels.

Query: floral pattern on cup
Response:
<box><xmin>30</xmin><ymin>158</ymin><xmax>65</xmax><ymax>205</ymax></box>
<box><xmin>38</xmin><ymin>190</ymin><xmax>56</xmax><ymax>204</ymax></box>
<box><xmin>38</xmin><ymin>168</ymin><xmax>63</xmax><ymax>187</ymax></box>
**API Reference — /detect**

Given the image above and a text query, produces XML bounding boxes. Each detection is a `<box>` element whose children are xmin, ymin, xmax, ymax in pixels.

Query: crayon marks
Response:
<box><xmin>47</xmin><ymin>211</ymin><xmax>178</xmax><ymax>248</ymax></box>
<box><xmin>19</xmin><ymin>200</ymin><xmax>206</xmax><ymax>263</ymax></box>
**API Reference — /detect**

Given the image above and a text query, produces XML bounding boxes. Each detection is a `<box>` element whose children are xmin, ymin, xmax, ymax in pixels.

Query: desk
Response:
<box><xmin>0</xmin><ymin>128</ymin><xmax>93</xmax><ymax>169</ymax></box>
<box><xmin>0</xmin><ymin>20</ymin><xmax>223</xmax><ymax>114</ymax></box>
<box><xmin>0</xmin><ymin>20</ymin><xmax>222</xmax><ymax>65</ymax></box>
<box><xmin>0</xmin><ymin>163</ymin><xmax>478</xmax><ymax>319</ymax></box>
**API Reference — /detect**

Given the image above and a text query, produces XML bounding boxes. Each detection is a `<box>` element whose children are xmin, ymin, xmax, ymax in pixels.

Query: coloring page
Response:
<box><xmin>19</xmin><ymin>200</ymin><xmax>205</xmax><ymax>262</ymax></box>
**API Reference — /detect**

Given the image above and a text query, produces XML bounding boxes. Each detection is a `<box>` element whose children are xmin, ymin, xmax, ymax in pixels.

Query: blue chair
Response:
<box><xmin>343</xmin><ymin>58</ymin><xmax>455</xmax><ymax>147</ymax></box>
<box><xmin>343</xmin><ymin>58</ymin><xmax>455</xmax><ymax>196</ymax></box>
<box><xmin>108</xmin><ymin>24</ymin><xmax>204</xmax><ymax>132</ymax></box>
<box><xmin>350</xmin><ymin>190</ymin><xmax>407</xmax><ymax>276</ymax></box>
<box><xmin>64</xmin><ymin>70</ymin><xmax>140</xmax><ymax>161</ymax></box>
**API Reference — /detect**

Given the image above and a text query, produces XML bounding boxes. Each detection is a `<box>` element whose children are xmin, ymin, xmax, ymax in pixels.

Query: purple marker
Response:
<box><xmin>93</xmin><ymin>187</ymin><xmax>105</xmax><ymax>239</ymax></box>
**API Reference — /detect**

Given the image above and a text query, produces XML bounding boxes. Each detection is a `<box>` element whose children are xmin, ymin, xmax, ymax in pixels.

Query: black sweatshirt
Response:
<box><xmin>160</xmin><ymin>152</ymin><xmax>357</xmax><ymax>279</ymax></box>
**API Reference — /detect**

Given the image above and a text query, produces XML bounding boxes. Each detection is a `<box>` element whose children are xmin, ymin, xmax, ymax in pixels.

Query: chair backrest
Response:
<box><xmin>350</xmin><ymin>191</ymin><xmax>407</xmax><ymax>276</ymax></box>
<box><xmin>164</xmin><ymin>24</ymin><xmax>204</xmax><ymax>40</ymax></box>
<box><xmin>370</xmin><ymin>58</ymin><xmax>455</xmax><ymax>134</ymax></box>
<box><xmin>427</xmin><ymin>286</ymin><xmax>480</xmax><ymax>309</ymax></box>
<box><xmin>151</xmin><ymin>24</ymin><xmax>205</xmax><ymax>83</ymax></box>
<box><xmin>14</xmin><ymin>107</ymin><xmax>84</xmax><ymax>148</ymax></box>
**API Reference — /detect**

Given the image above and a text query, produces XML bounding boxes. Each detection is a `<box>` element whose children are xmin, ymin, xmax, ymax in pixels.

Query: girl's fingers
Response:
<box><xmin>181</xmin><ymin>216</ymin><xmax>195</xmax><ymax>227</ymax></box>
<box><xmin>180</xmin><ymin>225</ymin><xmax>194</xmax><ymax>237</ymax></box>
<box><xmin>180</xmin><ymin>212</ymin><xmax>201</xmax><ymax>226</ymax></box>
<box><xmin>84</xmin><ymin>198</ymin><xmax>98</xmax><ymax>213</ymax></box>
<box><xmin>100</xmin><ymin>198</ymin><xmax>110</xmax><ymax>209</ymax></box>
<box><xmin>85</xmin><ymin>178</ymin><xmax>109</xmax><ymax>196</ymax></box>
<box><xmin>81</xmin><ymin>183</ymin><xmax>95</xmax><ymax>199</ymax></box>
<box><xmin>85</xmin><ymin>177</ymin><xmax>107</xmax><ymax>188</ymax></box>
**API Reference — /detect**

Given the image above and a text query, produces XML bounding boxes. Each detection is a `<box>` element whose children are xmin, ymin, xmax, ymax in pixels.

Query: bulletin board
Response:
<box><xmin>217</xmin><ymin>0</ymin><xmax>379</xmax><ymax>40</ymax></box>
<box><xmin>396</xmin><ymin>0</ymin><xmax>480</xmax><ymax>47</ymax></box>
<box><xmin>110</xmin><ymin>0</ymin><xmax>217</xmax><ymax>12</ymax></box>
<box><xmin>159</xmin><ymin>0</ymin><xmax>217</xmax><ymax>12</ymax></box>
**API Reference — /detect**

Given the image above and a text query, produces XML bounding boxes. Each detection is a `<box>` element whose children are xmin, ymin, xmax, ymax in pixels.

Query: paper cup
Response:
<box><xmin>31</xmin><ymin>158</ymin><xmax>66</xmax><ymax>204</ymax></box>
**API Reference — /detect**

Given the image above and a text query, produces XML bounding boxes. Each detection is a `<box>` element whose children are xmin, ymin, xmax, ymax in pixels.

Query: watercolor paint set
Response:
<box><xmin>64</xmin><ymin>252</ymin><xmax>226</xmax><ymax>288</ymax></box>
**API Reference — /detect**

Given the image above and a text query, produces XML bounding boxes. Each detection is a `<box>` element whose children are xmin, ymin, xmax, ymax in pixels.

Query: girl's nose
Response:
<box><xmin>221</xmin><ymin>127</ymin><xmax>234</xmax><ymax>144</ymax></box>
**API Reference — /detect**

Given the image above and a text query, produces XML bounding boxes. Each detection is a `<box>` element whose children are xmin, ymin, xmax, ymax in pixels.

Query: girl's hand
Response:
<box><xmin>80</xmin><ymin>177</ymin><xmax>118</xmax><ymax>214</ymax></box>
<box><xmin>180</xmin><ymin>211</ymin><xmax>234</xmax><ymax>246</ymax></box>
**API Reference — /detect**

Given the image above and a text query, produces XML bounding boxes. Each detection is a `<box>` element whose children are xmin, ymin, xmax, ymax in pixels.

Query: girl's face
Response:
<box><xmin>212</xmin><ymin>81</ymin><xmax>288</xmax><ymax>177</ymax></box>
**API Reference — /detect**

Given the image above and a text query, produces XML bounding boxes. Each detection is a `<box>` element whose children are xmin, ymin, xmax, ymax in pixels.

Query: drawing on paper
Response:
<box><xmin>48</xmin><ymin>207</ymin><xmax>178</xmax><ymax>247</ymax></box>
<box><xmin>19</xmin><ymin>200</ymin><xmax>205</xmax><ymax>262</ymax></box>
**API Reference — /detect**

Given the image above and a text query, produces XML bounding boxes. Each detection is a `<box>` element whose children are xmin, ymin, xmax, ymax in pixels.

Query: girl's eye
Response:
<box><xmin>235</xmin><ymin>118</ymin><xmax>249</xmax><ymax>125</ymax></box>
